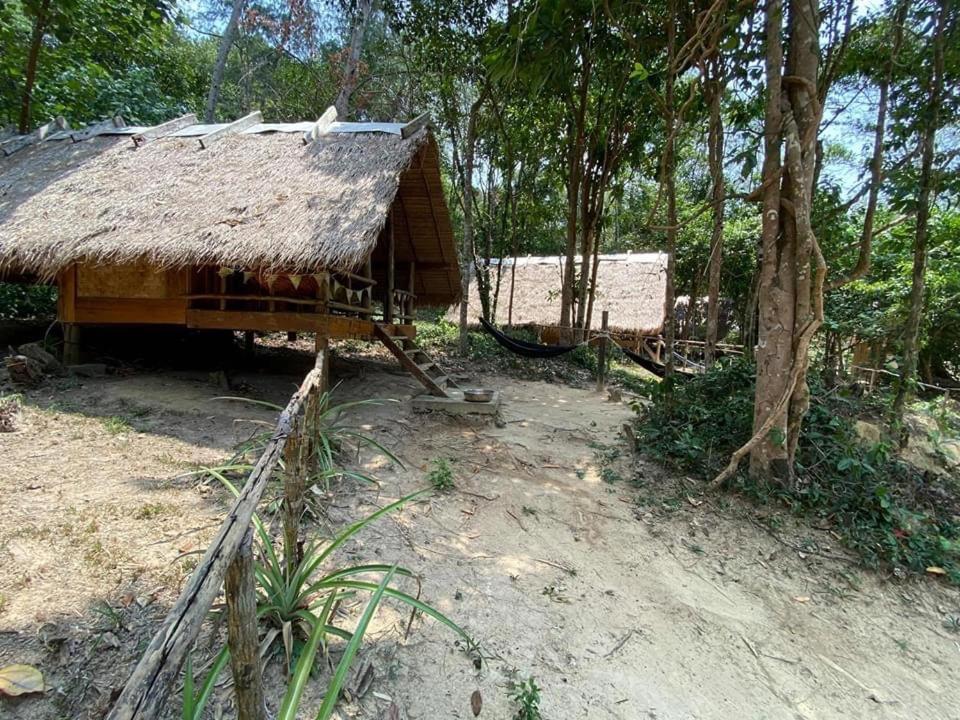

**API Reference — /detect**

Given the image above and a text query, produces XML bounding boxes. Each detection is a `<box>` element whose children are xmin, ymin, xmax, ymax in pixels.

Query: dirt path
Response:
<box><xmin>1</xmin><ymin>357</ymin><xmax>958</xmax><ymax>719</ymax></box>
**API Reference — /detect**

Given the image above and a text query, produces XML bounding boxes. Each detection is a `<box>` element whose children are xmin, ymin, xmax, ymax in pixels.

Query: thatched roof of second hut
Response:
<box><xmin>0</xmin><ymin>119</ymin><xmax>458</xmax><ymax>302</ymax></box>
<box><xmin>449</xmin><ymin>253</ymin><xmax>667</xmax><ymax>334</ymax></box>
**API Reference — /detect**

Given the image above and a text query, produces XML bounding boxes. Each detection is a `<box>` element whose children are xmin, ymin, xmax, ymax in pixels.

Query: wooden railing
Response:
<box><xmin>107</xmin><ymin>357</ymin><xmax>326</xmax><ymax>720</ymax></box>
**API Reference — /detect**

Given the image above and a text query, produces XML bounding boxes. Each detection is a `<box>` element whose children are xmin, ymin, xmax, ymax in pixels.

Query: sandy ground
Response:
<box><xmin>1</xmin><ymin>348</ymin><xmax>959</xmax><ymax>719</ymax></box>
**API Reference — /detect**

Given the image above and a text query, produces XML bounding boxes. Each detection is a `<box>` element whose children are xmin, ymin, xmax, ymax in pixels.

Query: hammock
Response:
<box><xmin>618</xmin><ymin>345</ymin><xmax>668</xmax><ymax>378</ymax></box>
<box><xmin>478</xmin><ymin>317</ymin><xmax>580</xmax><ymax>359</ymax></box>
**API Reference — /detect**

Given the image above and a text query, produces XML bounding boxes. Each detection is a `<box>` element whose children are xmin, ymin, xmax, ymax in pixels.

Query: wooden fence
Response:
<box><xmin>107</xmin><ymin>354</ymin><xmax>327</xmax><ymax>720</ymax></box>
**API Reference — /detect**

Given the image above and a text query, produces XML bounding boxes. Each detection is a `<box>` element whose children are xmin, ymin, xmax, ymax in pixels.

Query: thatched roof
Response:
<box><xmin>0</xmin><ymin>114</ymin><xmax>459</xmax><ymax>304</ymax></box>
<box><xmin>448</xmin><ymin>253</ymin><xmax>667</xmax><ymax>333</ymax></box>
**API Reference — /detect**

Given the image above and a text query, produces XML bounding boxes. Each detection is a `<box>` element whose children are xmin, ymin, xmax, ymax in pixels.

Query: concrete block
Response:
<box><xmin>411</xmin><ymin>389</ymin><xmax>501</xmax><ymax>415</ymax></box>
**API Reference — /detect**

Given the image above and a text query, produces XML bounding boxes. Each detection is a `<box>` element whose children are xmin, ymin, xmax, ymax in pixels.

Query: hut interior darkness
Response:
<box><xmin>0</xmin><ymin>110</ymin><xmax>460</xmax><ymax>384</ymax></box>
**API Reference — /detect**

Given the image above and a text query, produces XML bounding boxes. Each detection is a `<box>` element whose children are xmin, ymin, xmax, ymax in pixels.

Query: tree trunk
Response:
<box><xmin>662</xmin><ymin>0</ymin><xmax>679</xmax><ymax>379</ymax></box>
<box><xmin>18</xmin><ymin>0</ymin><xmax>51</xmax><ymax>133</ymax></box>
<box><xmin>334</xmin><ymin>0</ymin><xmax>377</xmax><ymax>118</ymax></box>
<box><xmin>742</xmin><ymin>0</ymin><xmax>826</xmax><ymax>486</ymax></box>
<box><xmin>749</xmin><ymin>0</ymin><xmax>791</xmax><ymax>481</ymax></box>
<box><xmin>457</xmin><ymin>96</ymin><xmax>483</xmax><ymax>355</ymax></box>
<box><xmin>703</xmin><ymin>65</ymin><xmax>726</xmax><ymax>367</ymax></box>
<box><xmin>560</xmin><ymin>61</ymin><xmax>592</xmax><ymax>330</ymax></box>
<box><xmin>205</xmin><ymin>0</ymin><xmax>246</xmax><ymax>123</ymax></box>
<box><xmin>892</xmin><ymin>0</ymin><xmax>948</xmax><ymax>430</ymax></box>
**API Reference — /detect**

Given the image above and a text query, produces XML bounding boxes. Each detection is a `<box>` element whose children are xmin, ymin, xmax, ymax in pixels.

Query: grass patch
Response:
<box><xmin>103</xmin><ymin>415</ymin><xmax>133</xmax><ymax>434</ymax></box>
<box><xmin>633</xmin><ymin>359</ymin><xmax>960</xmax><ymax>583</ymax></box>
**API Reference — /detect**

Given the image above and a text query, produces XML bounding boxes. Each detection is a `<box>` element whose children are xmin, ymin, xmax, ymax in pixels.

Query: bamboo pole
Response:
<box><xmin>224</xmin><ymin>530</ymin><xmax>265</xmax><ymax>720</ymax></box>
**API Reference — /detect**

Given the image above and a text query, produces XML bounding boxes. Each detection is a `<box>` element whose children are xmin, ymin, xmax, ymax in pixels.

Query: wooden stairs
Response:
<box><xmin>374</xmin><ymin>323</ymin><xmax>460</xmax><ymax>398</ymax></box>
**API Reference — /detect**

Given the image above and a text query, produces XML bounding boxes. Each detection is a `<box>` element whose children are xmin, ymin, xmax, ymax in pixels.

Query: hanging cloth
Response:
<box><xmin>478</xmin><ymin>317</ymin><xmax>580</xmax><ymax>359</ymax></box>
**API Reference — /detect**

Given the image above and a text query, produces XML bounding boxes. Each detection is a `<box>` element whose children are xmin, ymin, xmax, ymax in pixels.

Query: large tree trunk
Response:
<box><xmin>18</xmin><ymin>0</ymin><xmax>51</xmax><ymax>133</ymax></box>
<box><xmin>334</xmin><ymin>0</ymin><xmax>377</xmax><ymax>118</ymax></box>
<box><xmin>892</xmin><ymin>0</ymin><xmax>948</xmax><ymax>429</ymax></box>
<box><xmin>204</xmin><ymin>0</ymin><xmax>246</xmax><ymax>123</ymax></box>
<box><xmin>739</xmin><ymin>0</ymin><xmax>825</xmax><ymax>486</ymax></box>
<box><xmin>703</xmin><ymin>63</ymin><xmax>726</xmax><ymax>367</ymax></box>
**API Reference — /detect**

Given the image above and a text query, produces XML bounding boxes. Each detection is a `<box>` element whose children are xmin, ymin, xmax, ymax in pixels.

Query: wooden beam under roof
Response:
<box><xmin>132</xmin><ymin>113</ymin><xmax>197</xmax><ymax>148</ymax></box>
<box><xmin>1</xmin><ymin>116</ymin><xmax>69</xmax><ymax>157</ymax></box>
<box><xmin>70</xmin><ymin>116</ymin><xmax>126</xmax><ymax>143</ymax></box>
<box><xmin>197</xmin><ymin>110</ymin><xmax>263</xmax><ymax>149</ymax></box>
<box><xmin>302</xmin><ymin>106</ymin><xmax>337</xmax><ymax>144</ymax></box>
<box><xmin>400</xmin><ymin>113</ymin><xmax>430</xmax><ymax>139</ymax></box>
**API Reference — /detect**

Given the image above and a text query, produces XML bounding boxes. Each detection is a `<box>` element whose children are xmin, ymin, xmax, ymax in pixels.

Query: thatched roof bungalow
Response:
<box><xmin>449</xmin><ymin>253</ymin><xmax>667</xmax><ymax>335</ymax></box>
<box><xmin>0</xmin><ymin>110</ymin><xmax>459</xmax><ymax>361</ymax></box>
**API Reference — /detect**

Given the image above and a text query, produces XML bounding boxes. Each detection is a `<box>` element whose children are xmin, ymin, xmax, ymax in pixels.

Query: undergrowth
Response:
<box><xmin>634</xmin><ymin>359</ymin><xmax>960</xmax><ymax>583</ymax></box>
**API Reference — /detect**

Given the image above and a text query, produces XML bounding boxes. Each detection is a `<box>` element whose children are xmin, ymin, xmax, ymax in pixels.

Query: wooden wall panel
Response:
<box><xmin>75</xmin><ymin>298</ymin><xmax>187</xmax><ymax>325</ymax></box>
<box><xmin>77</xmin><ymin>262</ymin><xmax>183</xmax><ymax>300</ymax></box>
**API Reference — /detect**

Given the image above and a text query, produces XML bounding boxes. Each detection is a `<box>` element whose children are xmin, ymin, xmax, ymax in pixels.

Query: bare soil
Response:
<box><xmin>1</xmin><ymin>345</ymin><xmax>959</xmax><ymax>719</ymax></box>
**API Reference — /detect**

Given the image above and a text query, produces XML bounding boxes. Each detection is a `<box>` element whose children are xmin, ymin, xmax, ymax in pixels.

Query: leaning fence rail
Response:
<box><xmin>107</xmin><ymin>362</ymin><xmax>324</xmax><ymax>720</ymax></box>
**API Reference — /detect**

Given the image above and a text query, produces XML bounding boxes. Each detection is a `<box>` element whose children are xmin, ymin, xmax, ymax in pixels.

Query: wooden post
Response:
<box><xmin>407</xmin><ymin>262</ymin><xmax>416</xmax><ymax>321</ymax></box>
<box><xmin>385</xmin><ymin>210</ymin><xmax>395</xmax><ymax>323</ymax></box>
<box><xmin>314</xmin><ymin>334</ymin><xmax>329</xmax><ymax>390</ymax></box>
<box><xmin>224</xmin><ymin>530</ymin><xmax>265</xmax><ymax>720</ymax></box>
<box><xmin>287</xmin><ymin>331</ymin><xmax>298</xmax><ymax>342</ymax></box>
<box><xmin>596</xmin><ymin>311</ymin><xmax>609</xmax><ymax>392</ymax></box>
<box><xmin>244</xmin><ymin>331</ymin><xmax>255</xmax><ymax>354</ymax></box>
<box><xmin>282</xmin><ymin>415</ymin><xmax>305</xmax><ymax>575</ymax></box>
<box><xmin>362</xmin><ymin>258</ymin><xmax>373</xmax><ymax>314</ymax></box>
<box><xmin>63</xmin><ymin>323</ymin><xmax>81</xmax><ymax>365</ymax></box>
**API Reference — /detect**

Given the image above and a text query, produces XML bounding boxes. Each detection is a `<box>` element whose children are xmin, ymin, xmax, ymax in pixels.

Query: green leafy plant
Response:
<box><xmin>213</xmin><ymin>390</ymin><xmax>400</xmax><ymax>490</ymax></box>
<box><xmin>634</xmin><ymin>359</ymin><xmax>960</xmax><ymax>582</ymax></box>
<box><xmin>181</xmin><ymin>648</ymin><xmax>230</xmax><ymax>720</ymax></box>
<box><xmin>509</xmin><ymin>675</ymin><xmax>543</xmax><ymax>720</ymax></box>
<box><xmin>427</xmin><ymin>458</ymin><xmax>455</xmax><ymax>491</ymax></box>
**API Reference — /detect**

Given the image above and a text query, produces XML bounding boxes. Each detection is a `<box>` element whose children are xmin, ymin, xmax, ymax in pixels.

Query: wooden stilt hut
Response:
<box><xmin>0</xmin><ymin>109</ymin><xmax>461</xmax><ymax>394</ymax></box>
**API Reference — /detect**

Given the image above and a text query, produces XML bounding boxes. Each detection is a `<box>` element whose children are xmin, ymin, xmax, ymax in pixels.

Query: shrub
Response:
<box><xmin>634</xmin><ymin>359</ymin><xmax>960</xmax><ymax>582</ymax></box>
<box><xmin>427</xmin><ymin>458</ymin><xmax>455</xmax><ymax>491</ymax></box>
<box><xmin>0</xmin><ymin>282</ymin><xmax>57</xmax><ymax>319</ymax></box>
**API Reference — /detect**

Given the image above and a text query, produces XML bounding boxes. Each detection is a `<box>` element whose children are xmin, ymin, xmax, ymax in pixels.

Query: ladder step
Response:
<box><xmin>432</xmin><ymin>375</ymin><xmax>448</xmax><ymax>387</ymax></box>
<box><xmin>417</xmin><ymin>362</ymin><xmax>437</xmax><ymax>373</ymax></box>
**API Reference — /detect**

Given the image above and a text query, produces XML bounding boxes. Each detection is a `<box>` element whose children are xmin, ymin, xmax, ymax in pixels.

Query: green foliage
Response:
<box><xmin>634</xmin><ymin>359</ymin><xmax>960</xmax><ymax>582</ymax></box>
<box><xmin>213</xmin><ymin>391</ymin><xmax>400</xmax><ymax>489</ymax></box>
<box><xmin>181</xmin><ymin>648</ymin><xmax>230</xmax><ymax>720</ymax></box>
<box><xmin>0</xmin><ymin>0</ymin><xmax>183</xmax><ymax>128</ymax></box>
<box><xmin>509</xmin><ymin>675</ymin><xmax>542</xmax><ymax>720</ymax></box>
<box><xmin>0</xmin><ymin>283</ymin><xmax>57</xmax><ymax>320</ymax></box>
<box><xmin>427</xmin><ymin>458</ymin><xmax>455</xmax><ymax>491</ymax></box>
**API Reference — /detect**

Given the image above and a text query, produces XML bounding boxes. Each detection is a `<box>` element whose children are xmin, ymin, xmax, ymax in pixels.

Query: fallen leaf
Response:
<box><xmin>471</xmin><ymin>689</ymin><xmax>482</xmax><ymax>716</ymax></box>
<box><xmin>926</xmin><ymin>566</ymin><xmax>947</xmax><ymax>575</ymax></box>
<box><xmin>793</xmin><ymin>596</ymin><xmax>811</xmax><ymax>603</ymax></box>
<box><xmin>0</xmin><ymin>664</ymin><xmax>45</xmax><ymax>697</ymax></box>
<box><xmin>686</xmin><ymin>496</ymin><xmax>703</xmax><ymax>507</ymax></box>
